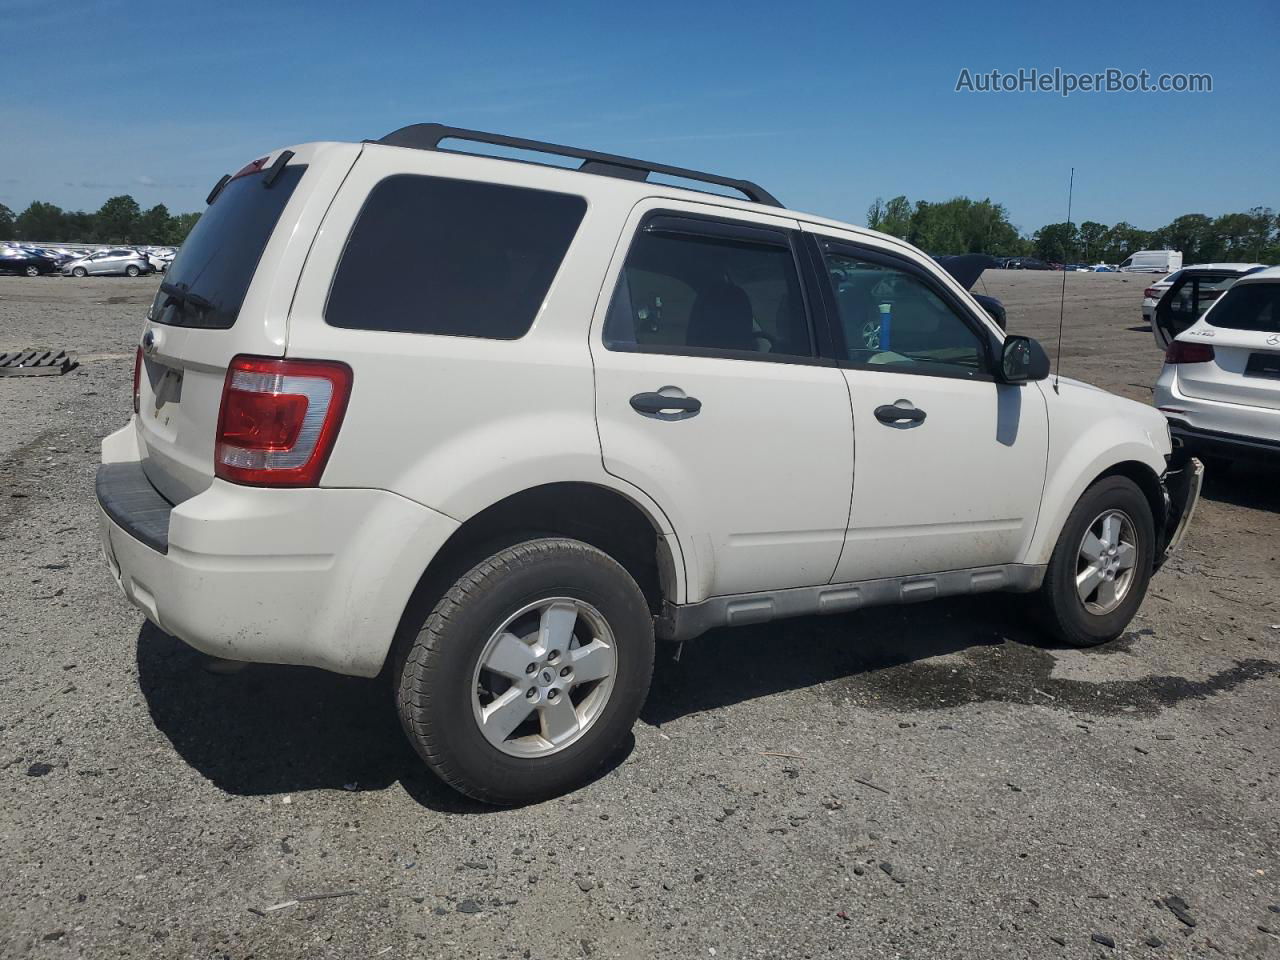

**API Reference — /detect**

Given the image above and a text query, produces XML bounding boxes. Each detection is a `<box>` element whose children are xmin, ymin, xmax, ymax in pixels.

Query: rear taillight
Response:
<box><xmin>214</xmin><ymin>355</ymin><xmax>353</xmax><ymax>487</ymax></box>
<box><xmin>1143</xmin><ymin>286</ymin><xmax>1159</xmax><ymax>299</ymax></box>
<box><xmin>1164</xmin><ymin>341</ymin><xmax>1215</xmax><ymax>364</ymax></box>
<box><xmin>132</xmin><ymin>346</ymin><xmax>142</xmax><ymax>414</ymax></box>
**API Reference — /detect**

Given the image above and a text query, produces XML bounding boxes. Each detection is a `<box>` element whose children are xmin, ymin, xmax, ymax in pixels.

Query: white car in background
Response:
<box><xmin>1142</xmin><ymin>264</ymin><xmax>1266</xmax><ymax>326</ymax></box>
<box><xmin>1120</xmin><ymin>249</ymin><xmax>1182</xmax><ymax>274</ymax></box>
<box><xmin>1154</xmin><ymin>265</ymin><xmax>1280</xmax><ymax>465</ymax></box>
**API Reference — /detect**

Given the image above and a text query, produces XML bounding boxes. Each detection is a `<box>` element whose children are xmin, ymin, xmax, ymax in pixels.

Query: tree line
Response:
<box><xmin>5</xmin><ymin>188</ymin><xmax>1277</xmax><ymax>265</ymax></box>
<box><xmin>866</xmin><ymin>195</ymin><xmax>1280</xmax><ymax>264</ymax></box>
<box><xmin>0</xmin><ymin>196</ymin><xmax>200</xmax><ymax>246</ymax></box>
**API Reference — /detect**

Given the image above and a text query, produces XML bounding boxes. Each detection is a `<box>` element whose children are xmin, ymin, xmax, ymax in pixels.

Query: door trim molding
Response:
<box><xmin>657</xmin><ymin>563</ymin><xmax>1047</xmax><ymax>641</ymax></box>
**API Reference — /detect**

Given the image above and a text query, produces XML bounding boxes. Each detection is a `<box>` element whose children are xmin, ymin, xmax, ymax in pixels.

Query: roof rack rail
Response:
<box><xmin>374</xmin><ymin>123</ymin><xmax>783</xmax><ymax>208</ymax></box>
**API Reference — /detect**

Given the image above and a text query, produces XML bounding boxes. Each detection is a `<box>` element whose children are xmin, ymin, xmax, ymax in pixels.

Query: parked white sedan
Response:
<box><xmin>1154</xmin><ymin>265</ymin><xmax>1280</xmax><ymax>465</ymax></box>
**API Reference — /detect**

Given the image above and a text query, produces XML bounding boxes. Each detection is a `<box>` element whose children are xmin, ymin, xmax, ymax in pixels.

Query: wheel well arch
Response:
<box><xmin>400</xmin><ymin>483</ymin><xmax>674</xmax><ymax>637</ymax></box>
<box><xmin>1095</xmin><ymin>459</ymin><xmax>1165</xmax><ymax>533</ymax></box>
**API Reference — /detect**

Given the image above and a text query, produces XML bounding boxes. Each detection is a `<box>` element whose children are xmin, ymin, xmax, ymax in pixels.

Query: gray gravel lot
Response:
<box><xmin>2</xmin><ymin>273</ymin><xmax>1278</xmax><ymax>959</ymax></box>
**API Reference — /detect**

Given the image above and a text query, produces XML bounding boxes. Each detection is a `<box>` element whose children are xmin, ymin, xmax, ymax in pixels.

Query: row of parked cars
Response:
<box><xmin>997</xmin><ymin>250</ymin><xmax>1184</xmax><ymax>274</ymax></box>
<box><xmin>0</xmin><ymin>243</ymin><xmax>177</xmax><ymax>277</ymax></box>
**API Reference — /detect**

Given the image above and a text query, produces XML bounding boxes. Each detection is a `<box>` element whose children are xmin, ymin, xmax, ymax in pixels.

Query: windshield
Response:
<box><xmin>150</xmin><ymin>164</ymin><xmax>306</xmax><ymax>329</ymax></box>
<box><xmin>1204</xmin><ymin>282</ymin><xmax>1280</xmax><ymax>333</ymax></box>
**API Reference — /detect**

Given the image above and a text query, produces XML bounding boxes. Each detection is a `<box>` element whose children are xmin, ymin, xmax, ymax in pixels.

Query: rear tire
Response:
<box><xmin>1036</xmin><ymin>476</ymin><xmax>1155</xmax><ymax>647</ymax></box>
<box><xmin>126</xmin><ymin>265</ymin><xmax>140</xmax><ymax>277</ymax></box>
<box><xmin>395</xmin><ymin>537</ymin><xmax>655</xmax><ymax>805</ymax></box>
<box><xmin>24</xmin><ymin>265</ymin><xmax>39</xmax><ymax>277</ymax></box>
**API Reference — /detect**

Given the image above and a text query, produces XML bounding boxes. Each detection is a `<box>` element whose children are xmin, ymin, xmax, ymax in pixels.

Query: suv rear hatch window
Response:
<box><xmin>135</xmin><ymin>159</ymin><xmax>311</xmax><ymax>504</ymax></box>
<box><xmin>150</xmin><ymin>164</ymin><xmax>306</xmax><ymax>330</ymax></box>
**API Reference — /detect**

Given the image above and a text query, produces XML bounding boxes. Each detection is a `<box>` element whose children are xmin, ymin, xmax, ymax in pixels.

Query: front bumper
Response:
<box><xmin>97</xmin><ymin>424</ymin><xmax>459</xmax><ymax>677</ymax></box>
<box><xmin>1158</xmin><ymin>454</ymin><xmax>1203</xmax><ymax>564</ymax></box>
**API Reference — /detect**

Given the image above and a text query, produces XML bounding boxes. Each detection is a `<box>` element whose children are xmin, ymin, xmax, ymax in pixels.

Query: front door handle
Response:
<box><xmin>630</xmin><ymin>391</ymin><xmax>702</xmax><ymax>419</ymax></box>
<box><xmin>874</xmin><ymin>402</ymin><xmax>926</xmax><ymax>425</ymax></box>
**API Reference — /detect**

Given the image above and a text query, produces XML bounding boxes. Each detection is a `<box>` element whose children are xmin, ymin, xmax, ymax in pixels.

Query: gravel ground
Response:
<box><xmin>1</xmin><ymin>272</ymin><xmax>1278</xmax><ymax>959</ymax></box>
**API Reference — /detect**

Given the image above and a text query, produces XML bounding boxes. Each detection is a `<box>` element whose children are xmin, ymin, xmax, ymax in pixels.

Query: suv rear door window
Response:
<box><xmin>604</xmin><ymin>219</ymin><xmax>813</xmax><ymax>358</ymax></box>
<box><xmin>325</xmin><ymin>175</ymin><xmax>586</xmax><ymax>340</ymax></box>
<box><xmin>150</xmin><ymin>164</ymin><xmax>306</xmax><ymax>330</ymax></box>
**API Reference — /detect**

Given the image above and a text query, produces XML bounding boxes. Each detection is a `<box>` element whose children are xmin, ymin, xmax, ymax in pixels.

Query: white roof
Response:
<box><xmin>1234</xmin><ymin>264</ymin><xmax>1280</xmax><ymax>283</ymax></box>
<box><xmin>1181</xmin><ymin>262</ymin><xmax>1267</xmax><ymax>271</ymax></box>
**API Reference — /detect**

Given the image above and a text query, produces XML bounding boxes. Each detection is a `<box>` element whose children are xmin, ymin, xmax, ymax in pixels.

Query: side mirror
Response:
<box><xmin>999</xmin><ymin>335</ymin><xmax>1050</xmax><ymax>383</ymax></box>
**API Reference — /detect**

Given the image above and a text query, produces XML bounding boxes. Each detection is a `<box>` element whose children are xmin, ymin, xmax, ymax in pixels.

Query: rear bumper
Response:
<box><xmin>97</xmin><ymin>424</ymin><xmax>459</xmax><ymax>677</ymax></box>
<box><xmin>1154</xmin><ymin>366</ymin><xmax>1280</xmax><ymax>460</ymax></box>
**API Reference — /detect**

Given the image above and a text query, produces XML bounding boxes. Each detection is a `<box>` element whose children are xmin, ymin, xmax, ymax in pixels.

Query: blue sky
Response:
<box><xmin>2</xmin><ymin>0</ymin><xmax>1275</xmax><ymax>233</ymax></box>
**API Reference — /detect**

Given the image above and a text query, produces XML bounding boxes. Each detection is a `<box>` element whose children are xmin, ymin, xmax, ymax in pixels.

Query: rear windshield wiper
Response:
<box><xmin>159</xmin><ymin>281</ymin><xmax>214</xmax><ymax>315</ymax></box>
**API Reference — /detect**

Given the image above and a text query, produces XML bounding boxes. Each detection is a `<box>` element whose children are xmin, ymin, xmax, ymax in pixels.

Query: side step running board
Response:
<box><xmin>657</xmin><ymin>564</ymin><xmax>1047</xmax><ymax>642</ymax></box>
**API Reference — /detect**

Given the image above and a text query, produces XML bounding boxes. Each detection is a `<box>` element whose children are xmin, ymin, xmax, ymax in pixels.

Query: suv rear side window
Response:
<box><xmin>1204</xmin><ymin>282</ymin><xmax>1280</xmax><ymax>333</ymax></box>
<box><xmin>326</xmin><ymin>175</ymin><xmax>586</xmax><ymax>340</ymax></box>
<box><xmin>604</xmin><ymin>223</ymin><xmax>813</xmax><ymax>358</ymax></box>
<box><xmin>150</xmin><ymin>164</ymin><xmax>306</xmax><ymax>330</ymax></box>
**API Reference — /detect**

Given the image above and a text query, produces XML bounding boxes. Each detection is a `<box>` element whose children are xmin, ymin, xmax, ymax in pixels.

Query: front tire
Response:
<box><xmin>72</xmin><ymin>267</ymin><xmax>87</xmax><ymax>278</ymax></box>
<box><xmin>1036</xmin><ymin>476</ymin><xmax>1155</xmax><ymax>647</ymax></box>
<box><xmin>395</xmin><ymin>538</ymin><xmax>655</xmax><ymax>805</ymax></box>
<box><xmin>24</xmin><ymin>265</ymin><xmax>39</xmax><ymax>277</ymax></box>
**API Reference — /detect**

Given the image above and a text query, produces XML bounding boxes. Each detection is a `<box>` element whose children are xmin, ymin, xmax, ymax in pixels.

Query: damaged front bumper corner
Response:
<box><xmin>1157</xmin><ymin>455</ymin><xmax>1203</xmax><ymax>567</ymax></box>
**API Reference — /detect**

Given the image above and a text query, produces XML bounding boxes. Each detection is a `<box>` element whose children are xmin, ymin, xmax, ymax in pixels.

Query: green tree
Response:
<box><xmin>1032</xmin><ymin>222</ymin><xmax>1080</xmax><ymax>262</ymax></box>
<box><xmin>1162</xmin><ymin>213</ymin><xmax>1215</xmax><ymax>263</ymax></box>
<box><xmin>866</xmin><ymin>197</ymin><xmax>886</xmax><ymax>231</ymax></box>
<box><xmin>136</xmin><ymin>203</ymin><xmax>173</xmax><ymax>244</ymax></box>
<box><xmin>1212</xmin><ymin>207</ymin><xmax>1275</xmax><ymax>261</ymax></box>
<box><xmin>1077</xmin><ymin>221</ymin><xmax>1107</xmax><ymax>262</ymax></box>
<box><xmin>15</xmin><ymin>201</ymin><xmax>66</xmax><ymax>241</ymax></box>
<box><xmin>880</xmin><ymin>195</ymin><xmax>912</xmax><ymax>238</ymax></box>
<box><xmin>0</xmin><ymin>203</ymin><xmax>14</xmax><ymax>240</ymax></box>
<box><xmin>1097</xmin><ymin>222</ymin><xmax>1152</xmax><ymax>264</ymax></box>
<box><xmin>169</xmin><ymin>211</ymin><xmax>201</xmax><ymax>243</ymax></box>
<box><xmin>93</xmin><ymin>195</ymin><xmax>142</xmax><ymax>243</ymax></box>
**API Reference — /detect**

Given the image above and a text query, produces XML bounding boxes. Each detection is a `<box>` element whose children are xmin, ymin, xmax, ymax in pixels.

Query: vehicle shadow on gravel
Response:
<box><xmin>1199</xmin><ymin>461</ymin><xmax>1280</xmax><ymax>512</ymax></box>
<box><xmin>641</xmin><ymin>596</ymin><xmax>1278</xmax><ymax>726</ymax></box>
<box><xmin>134</xmin><ymin>624</ymin><xmax>631</xmax><ymax>812</ymax></box>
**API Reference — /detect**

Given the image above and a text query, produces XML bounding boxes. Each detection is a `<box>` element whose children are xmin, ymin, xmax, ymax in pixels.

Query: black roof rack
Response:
<box><xmin>374</xmin><ymin>123</ymin><xmax>782</xmax><ymax>208</ymax></box>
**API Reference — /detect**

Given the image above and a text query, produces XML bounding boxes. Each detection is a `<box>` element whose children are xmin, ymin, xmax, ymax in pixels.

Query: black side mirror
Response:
<box><xmin>999</xmin><ymin>335</ymin><xmax>1050</xmax><ymax>383</ymax></box>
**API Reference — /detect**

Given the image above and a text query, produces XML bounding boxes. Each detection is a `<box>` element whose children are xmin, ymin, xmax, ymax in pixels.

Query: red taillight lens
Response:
<box><xmin>132</xmin><ymin>346</ymin><xmax>142</xmax><ymax>414</ymax></box>
<box><xmin>214</xmin><ymin>356</ymin><xmax>353</xmax><ymax>487</ymax></box>
<box><xmin>1144</xmin><ymin>287</ymin><xmax>1159</xmax><ymax>299</ymax></box>
<box><xmin>1165</xmin><ymin>341</ymin><xmax>1215</xmax><ymax>364</ymax></box>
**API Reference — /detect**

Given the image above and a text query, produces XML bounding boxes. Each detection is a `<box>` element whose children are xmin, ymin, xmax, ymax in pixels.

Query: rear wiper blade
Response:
<box><xmin>159</xmin><ymin>281</ymin><xmax>213</xmax><ymax>313</ymax></box>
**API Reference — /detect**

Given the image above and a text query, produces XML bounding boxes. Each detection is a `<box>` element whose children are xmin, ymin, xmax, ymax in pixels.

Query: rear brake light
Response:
<box><xmin>1165</xmin><ymin>341</ymin><xmax>1215</xmax><ymax>364</ymax></box>
<box><xmin>132</xmin><ymin>346</ymin><xmax>142</xmax><ymax>414</ymax></box>
<box><xmin>1144</xmin><ymin>287</ymin><xmax>1159</xmax><ymax>299</ymax></box>
<box><xmin>214</xmin><ymin>356</ymin><xmax>353</xmax><ymax>487</ymax></box>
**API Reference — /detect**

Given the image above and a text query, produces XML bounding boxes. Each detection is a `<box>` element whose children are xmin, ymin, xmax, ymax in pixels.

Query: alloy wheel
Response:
<box><xmin>1076</xmin><ymin>509</ymin><xmax>1138</xmax><ymax>614</ymax></box>
<box><xmin>471</xmin><ymin>597</ymin><xmax>617</xmax><ymax>758</ymax></box>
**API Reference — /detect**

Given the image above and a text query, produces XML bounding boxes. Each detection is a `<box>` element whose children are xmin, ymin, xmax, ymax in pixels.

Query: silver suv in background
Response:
<box><xmin>63</xmin><ymin>248</ymin><xmax>154</xmax><ymax>277</ymax></box>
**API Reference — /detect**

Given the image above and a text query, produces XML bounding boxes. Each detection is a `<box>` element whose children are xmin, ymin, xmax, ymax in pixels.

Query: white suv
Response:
<box><xmin>96</xmin><ymin>124</ymin><xmax>1202</xmax><ymax>804</ymax></box>
<box><xmin>1154</xmin><ymin>265</ymin><xmax>1280</xmax><ymax>465</ymax></box>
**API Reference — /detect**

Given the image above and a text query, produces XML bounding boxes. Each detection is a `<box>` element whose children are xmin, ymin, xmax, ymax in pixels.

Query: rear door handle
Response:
<box><xmin>874</xmin><ymin>403</ymin><xmax>926</xmax><ymax>425</ymax></box>
<box><xmin>630</xmin><ymin>391</ymin><xmax>702</xmax><ymax>419</ymax></box>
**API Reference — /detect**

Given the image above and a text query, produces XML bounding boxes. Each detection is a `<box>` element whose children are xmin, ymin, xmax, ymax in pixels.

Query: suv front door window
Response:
<box><xmin>816</xmin><ymin>236</ymin><xmax>1048</xmax><ymax>582</ymax></box>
